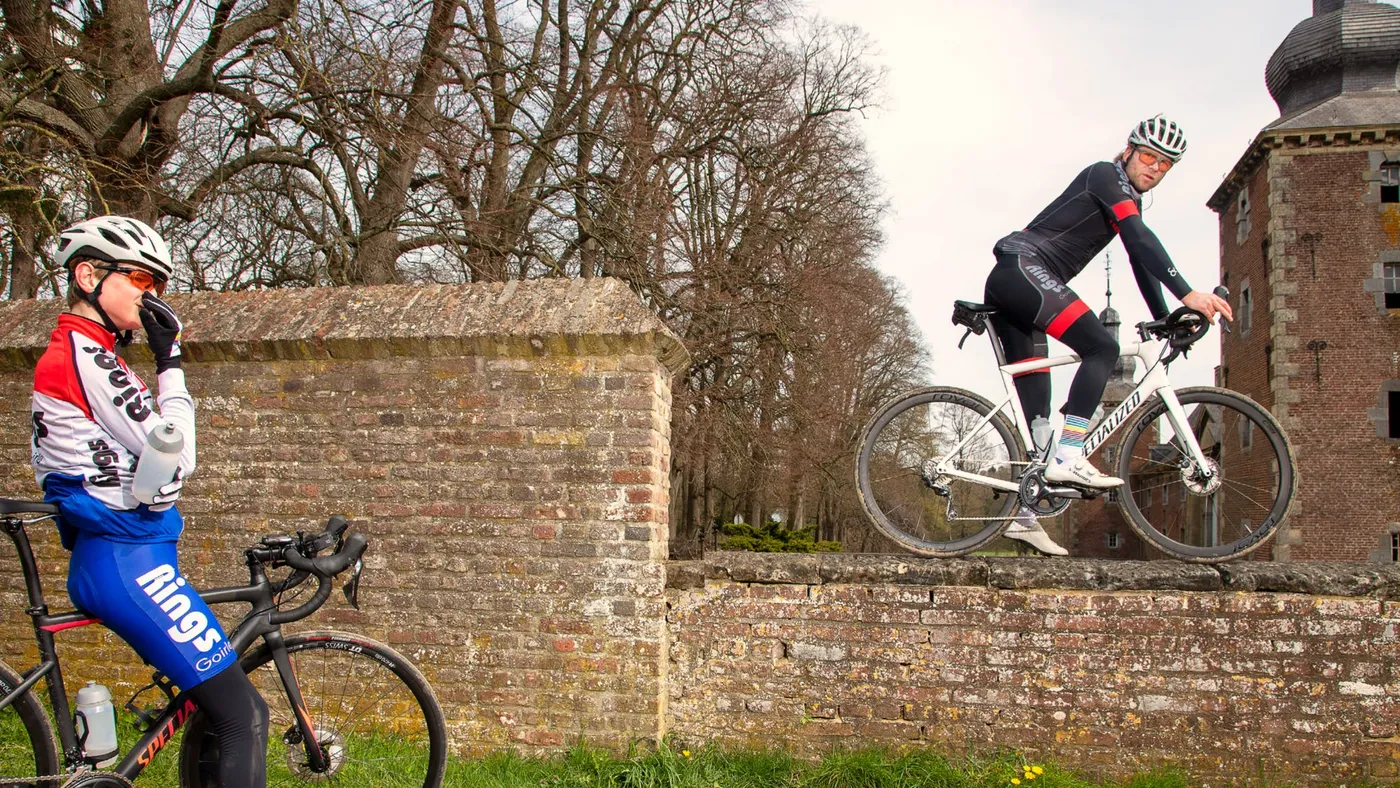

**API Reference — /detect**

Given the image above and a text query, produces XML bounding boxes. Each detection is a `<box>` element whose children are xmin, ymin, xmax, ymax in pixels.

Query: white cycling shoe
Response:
<box><xmin>1005</xmin><ymin>517</ymin><xmax>1069</xmax><ymax>556</ymax></box>
<box><xmin>1044</xmin><ymin>456</ymin><xmax>1124</xmax><ymax>489</ymax></box>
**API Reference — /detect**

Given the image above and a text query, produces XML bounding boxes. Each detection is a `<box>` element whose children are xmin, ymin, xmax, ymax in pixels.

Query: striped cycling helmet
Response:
<box><xmin>55</xmin><ymin>215</ymin><xmax>174</xmax><ymax>281</ymax></box>
<box><xmin>1128</xmin><ymin>115</ymin><xmax>1188</xmax><ymax>162</ymax></box>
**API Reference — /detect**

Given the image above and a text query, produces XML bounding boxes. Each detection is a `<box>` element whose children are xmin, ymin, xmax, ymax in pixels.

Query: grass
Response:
<box><xmin>8</xmin><ymin>715</ymin><xmax>1400</xmax><ymax>787</ymax></box>
<box><xmin>438</xmin><ymin>741</ymin><xmax>1398</xmax><ymax>788</ymax></box>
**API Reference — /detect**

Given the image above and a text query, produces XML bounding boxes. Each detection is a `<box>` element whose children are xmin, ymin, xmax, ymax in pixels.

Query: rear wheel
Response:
<box><xmin>856</xmin><ymin>386</ymin><xmax>1027</xmax><ymax>556</ymax></box>
<box><xmin>1115</xmin><ymin>387</ymin><xmax>1295</xmax><ymax>562</ymax></box>
<box><xmin>179</xmin><ymin>631</ymin><xmax>447</xmax><ymax>788</ymax></box>
<box><xmin>0</xmin><ymin>659</ymin><xmax>60</xmax><ymax>787</ymax></box>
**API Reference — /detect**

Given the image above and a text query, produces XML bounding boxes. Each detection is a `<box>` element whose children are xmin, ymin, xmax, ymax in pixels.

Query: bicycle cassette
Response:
<box><xmin>1018</xmin><ymin>468</ymin><xmax>1072</xmax><ymax>517</ymax></box>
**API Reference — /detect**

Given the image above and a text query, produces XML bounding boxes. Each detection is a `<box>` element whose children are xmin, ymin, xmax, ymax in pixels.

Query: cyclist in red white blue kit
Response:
<box><xmin>983</xmin><ymin>116</ymin><xmax>1233</xmax><ymax>556</ymax></box>
<box><xmin>30</xmin><ymin>216</ymin><xmax>268</xmax><ymax>787</ymax></box>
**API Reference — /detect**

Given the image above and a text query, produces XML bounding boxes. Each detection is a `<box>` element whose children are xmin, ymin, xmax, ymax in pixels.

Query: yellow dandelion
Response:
<box><xmin>1011</xmin><ymin>780</ymin><xmax>1021</xmax><ymax>786</ymax></box>
<box><xmin>682</xmin><ymin>750</ymin><xmax>691</xmax><ymax>758</ymax></box>
<box><xmin>1033</xmin><ymin>766</ymin><xmax>1045</xmax><ymax>775</ymax></box>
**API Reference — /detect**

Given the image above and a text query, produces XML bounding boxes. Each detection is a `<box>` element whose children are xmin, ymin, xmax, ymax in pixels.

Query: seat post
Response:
<box><xmin>3</xmin><ymin>519</ymin><xmax>49</xmax><ymax>615</ymax></box>
<box><xmin>982</xmin><ymin>318</ymin><xmax>1009</xmax><ymax>368</ymax></box>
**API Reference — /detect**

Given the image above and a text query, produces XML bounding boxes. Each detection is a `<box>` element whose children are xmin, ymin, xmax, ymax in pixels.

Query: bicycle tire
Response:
<box><xmin>856</xmin><ymin>386</ymin><xmax>1028</xmax><ymax>557</ymax></box>
<box><xmin>0</xmin><ymin>659</ymin><xmax>60</xmax><ymax>787</ymax></box>
<box><xmin>177</xmin><ymin>631</ymin><xmax>447</xmax><ymax>788</ymax></box>
<box><xmin>1115</xmin><ymin>386</ymin><xmax>1295</xmax><ymax>563</ymax></box>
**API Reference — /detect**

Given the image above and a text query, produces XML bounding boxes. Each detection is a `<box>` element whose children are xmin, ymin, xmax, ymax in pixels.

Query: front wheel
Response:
<box><xmin>1115</xmin><ymin>387</ymin><xmax>1295</xmax><ymax>563</ymax></box>
<box><xmin>0</xmin><ymin>660</ymin><xmax>60</xmax><ymax>787</ymax></box>
<box><xmin>856</xmin><ymin>386</ymin><xmax>1028</xmax><ymax>557</ymax></box>
<box><xmin>178</xmin><ymin>631</ymin><xmax>448</xmax><ymax>788</ymax></box>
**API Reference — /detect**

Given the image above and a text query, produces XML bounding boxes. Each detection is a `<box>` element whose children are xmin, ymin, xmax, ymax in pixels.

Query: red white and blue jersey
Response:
<box><xmin>31</xmin><ymin>314</ymin><xmax>196</xmax><ymax>537</ymax></box>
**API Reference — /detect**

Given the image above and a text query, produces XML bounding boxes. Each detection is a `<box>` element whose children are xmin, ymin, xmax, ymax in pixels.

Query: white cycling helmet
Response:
<box><xmin>1127</xmin><ymin>114</ymin><xmax>1188</xmax><ymax>162</ymax></box>
<box><xmin>55</xmin><ymin>215</ymin><xmax>174</xmax><ymax>281</ymax></box>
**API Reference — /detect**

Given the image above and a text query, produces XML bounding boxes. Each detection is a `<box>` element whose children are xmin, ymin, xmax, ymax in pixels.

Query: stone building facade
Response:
<box><xmin>1208</xmin><ymin>0</ymin><xmax>1400</xmax><ymax>562</ymax></box>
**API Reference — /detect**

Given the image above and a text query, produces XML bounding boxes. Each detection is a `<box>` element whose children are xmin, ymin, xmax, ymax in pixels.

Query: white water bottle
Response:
<box><xmin>1031</xmin><ymin>417</ymin><xmax>1053</xmax><ymax>457</ymax></box>
<box><xmin>74</xmin><ymin>681</ymin><xmax>118</xmax><ymax>766</ymax></box>
<box><xmin>132</xmin><ymin>423</ymin><xmax>183</xmax><ymax>505</ymax></box>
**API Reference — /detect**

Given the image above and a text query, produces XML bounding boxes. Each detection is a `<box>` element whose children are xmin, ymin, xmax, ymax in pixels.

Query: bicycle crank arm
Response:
<box><xmin>1042</xmin><ymin>486</ymin><xmax>1098</xmax><ymax>500</ymax></box>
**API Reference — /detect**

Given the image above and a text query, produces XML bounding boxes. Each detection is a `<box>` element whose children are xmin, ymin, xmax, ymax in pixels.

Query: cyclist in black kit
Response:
<box><xmin>985</xmin><ymin>115</ymin><xmax>1232</xmax><ymax>556</ymax></box>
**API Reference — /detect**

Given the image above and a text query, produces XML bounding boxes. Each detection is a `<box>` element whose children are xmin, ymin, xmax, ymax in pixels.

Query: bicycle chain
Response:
<box><xmin>0</xmin><ymin>771</ymin><xmax>133</xmax><ymax>787</ymax></box>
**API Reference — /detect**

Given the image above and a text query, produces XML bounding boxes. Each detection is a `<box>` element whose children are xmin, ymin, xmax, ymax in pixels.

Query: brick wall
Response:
<box><xmin>7</xmin><ymin>281</ymin><xmax>1400</xmax><ymax>782</ymax></box>
<box><xmin>668</xmin><ymin>552</ymin><xmax>1400</xmax><ymax>785</ymax></box>
<box><xmin>1217</xmin><ymin>136</ymin><xmax>1400</xmax><ymax>562</ymax></box>
<box><xmin>0</xmin><ymin>278</ymin><xmax>687</xmax><ymax>752</ymax></box>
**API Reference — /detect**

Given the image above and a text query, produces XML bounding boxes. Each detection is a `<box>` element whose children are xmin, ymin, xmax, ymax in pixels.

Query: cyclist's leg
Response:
<box><xmin>984</xmin><ymin>254</ymin><xmax>1051</xmax><ymax>424</ymax></box>
<box><xmin>985</xmin><ymin>255</ymin><xmax>1070</xmax><ymax>555</ymax></box>
<box><xmin>1051</xmin><ymin>310</ymin><xmax>1118</xmax><ymax>423</ymax></box>
<box><xmin>68</xmin><ymin>535</ymin><xmax>267</xmax><ymax>785</ymax></box>
<box><xmin>1044</xmin><ymin>305</ymin><xmax>1120</xmax><ymax>485</ymax></box>
<box><xmin>987</xmin><ymin>253</ymin><xmax>1120</xmax><ymax>487</ymax></box>
<box><xmin>187</xmin><ymin>666</ymin><xmax>269</xmax><ymax>788</ymax></box>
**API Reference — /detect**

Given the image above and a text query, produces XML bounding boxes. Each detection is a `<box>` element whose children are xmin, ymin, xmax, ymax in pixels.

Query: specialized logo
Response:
<box><xmin>1083</xmin><ymin>389</ymin><xmax>1142</xmax><ymax>455</ymax></box>
<box><xmin>134</xmin><ymin>564</ymin><xmax>224</xmax><ymax>653</ymax></box>
<box><xmin>1024</xmin><ymin>264</ymin><xmax>1066</xmax><ymax>294</ymax></box>
<box><xmin>137</xmin><ymin>698</ymin><xmax>197</xmax><ymax>766</ymax></box>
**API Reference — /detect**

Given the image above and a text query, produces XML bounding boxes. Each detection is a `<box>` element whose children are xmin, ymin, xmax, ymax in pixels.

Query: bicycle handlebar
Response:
<box><xmin>261</xmin><ymin>520</ymin><xmax>367</xmax><ymax>625</ymax></box>
<box><xmin>264</xmin><ymin>526</ymin><xmax>366</xmax><ymax>627</ymax></box>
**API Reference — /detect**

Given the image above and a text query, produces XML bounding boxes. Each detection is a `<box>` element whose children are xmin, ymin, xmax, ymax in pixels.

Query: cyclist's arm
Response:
<box><xmin>1085</xmin><ymin>162</ymin><xmax>1193</xmax><ymax>308</ymax></box>
<box><xmin>73</xmin><ymin>345</ymin><xmax>197</xmax><ymax>477</ymax></box>
<box><xmin>1129</xmin><ymin>261</ymin><xmax>1171</xmax><ymax>321</ymax></box>
<box><xmin>1116</xmin><ymin>215</ymin><xmax>1192</xmax><ymax>302</ymax></box>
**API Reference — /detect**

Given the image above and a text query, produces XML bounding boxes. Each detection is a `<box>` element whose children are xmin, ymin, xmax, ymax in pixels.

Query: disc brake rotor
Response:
<box><xmin>1181</xmin><ymin>456</ymin><xmax>1223</xmax><ymax>496</ymax></box>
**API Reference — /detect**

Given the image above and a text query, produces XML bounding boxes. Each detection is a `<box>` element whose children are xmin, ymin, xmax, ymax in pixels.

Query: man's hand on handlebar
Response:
<box><xmin>1182</xmin><ymin>290</ymin><xmax>1233</xmax><ymax>325</ymax></box>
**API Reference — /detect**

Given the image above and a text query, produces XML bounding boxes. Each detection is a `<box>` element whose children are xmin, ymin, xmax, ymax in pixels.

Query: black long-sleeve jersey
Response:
<box><xmin>994</xmin><ymin>160</ymin><xmax>1192</xmax><ymax>320</ymax></box>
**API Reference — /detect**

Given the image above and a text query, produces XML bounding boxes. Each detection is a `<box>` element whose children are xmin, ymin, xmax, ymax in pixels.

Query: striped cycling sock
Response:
<box><xmin>1054</xmin><ymin>415</ymin><xmax>1090</xmax><ymax>464</ymax></box>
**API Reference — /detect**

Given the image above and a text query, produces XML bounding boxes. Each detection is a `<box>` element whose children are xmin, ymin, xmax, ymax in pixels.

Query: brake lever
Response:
<box><xmin>1213</xmin><ymin>285</ymin><xmax>1232</xmax><ymax>335</ymax></box>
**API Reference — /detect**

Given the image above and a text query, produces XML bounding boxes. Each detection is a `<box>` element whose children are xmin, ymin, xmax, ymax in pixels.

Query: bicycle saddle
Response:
<box><xmin>0</xmin><ymin>499</ymin><xmax>58</xmax><ymax>516</ymax></box>
<box><xmin>953</xmin><ymin>300</ymin><xmax>997</xmax><ymax>313</ymax></box>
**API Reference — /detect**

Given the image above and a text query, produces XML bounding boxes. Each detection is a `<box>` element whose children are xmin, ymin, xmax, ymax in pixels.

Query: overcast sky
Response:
<box><xmin>805</xmin><ymin>0</ymin><xmax>1319</xmax><ymax>405</ymax></box>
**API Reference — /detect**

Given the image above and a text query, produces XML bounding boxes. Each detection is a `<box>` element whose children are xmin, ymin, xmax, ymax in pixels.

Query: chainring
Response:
<box><xmin>1018</xmin><ymin>467</ymin><xmax>1072</xmax><ymax>517</ymax></box>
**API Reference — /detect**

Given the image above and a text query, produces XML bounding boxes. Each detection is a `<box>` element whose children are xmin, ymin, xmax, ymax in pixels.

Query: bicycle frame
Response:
<box><xmin>0</xmin><ymin>513</ymin><xmax>330</xmax><ymax>782</ymax></box>
<box><xmin>931</xmin><ymin>322</ymin><xmax>1214</xmax><ymax>495</ymax></box>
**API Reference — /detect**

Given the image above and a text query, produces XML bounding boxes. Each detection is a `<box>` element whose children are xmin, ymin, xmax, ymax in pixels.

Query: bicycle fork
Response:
<box><xmin>263</xmin><ymin>631</ymin><xmax>331</xmax><ymax>775</ymax></box>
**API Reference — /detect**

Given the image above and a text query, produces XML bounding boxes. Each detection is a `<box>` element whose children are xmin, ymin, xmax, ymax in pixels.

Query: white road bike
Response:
<box><xmin>855</xmin><ymin>291</ymin><xmax>1295</xmax><ymax>562</ymax></box>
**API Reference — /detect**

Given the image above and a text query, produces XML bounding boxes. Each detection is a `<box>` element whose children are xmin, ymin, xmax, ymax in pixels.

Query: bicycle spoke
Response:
<box><xmin>1118</xmin><ymin>389</ymin><xmax>1293</xmax><ymax>561</ymax></box>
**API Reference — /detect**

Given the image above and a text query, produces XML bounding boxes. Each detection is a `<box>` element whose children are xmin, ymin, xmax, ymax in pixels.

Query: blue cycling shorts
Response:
<box><xmin>67</xmin><ymin>535</ymin><xmax>236</xmax><ymax>690</ymax></box>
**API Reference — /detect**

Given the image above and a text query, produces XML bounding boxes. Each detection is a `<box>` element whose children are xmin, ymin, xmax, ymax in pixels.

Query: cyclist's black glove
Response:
<box><xmin>139</xmin><ymin>292</ymin><xmax>183</xmax><ymax>373</ymax></box>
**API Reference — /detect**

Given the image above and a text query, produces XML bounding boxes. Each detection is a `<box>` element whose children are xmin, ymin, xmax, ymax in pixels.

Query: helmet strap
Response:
<box><xmin>74</xmin><ymin>269</ymin><xmax>134</xmax><ymax>348</ymax></box>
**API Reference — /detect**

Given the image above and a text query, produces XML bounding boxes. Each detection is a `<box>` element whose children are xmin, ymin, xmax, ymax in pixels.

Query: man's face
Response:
<box><xmin>1123</xmin><ymin>145</ymin><xmax>1174</xmax><ymax>192</ymax></box>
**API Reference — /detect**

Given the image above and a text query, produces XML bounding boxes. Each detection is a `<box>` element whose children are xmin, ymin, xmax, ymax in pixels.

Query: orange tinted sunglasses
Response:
<box><xmin>98</xmin><ymin>265</ymin><xmax>167</xmax><ymax>295</ymax></box>
<box><xmin>1135</xmin><ymin>148</ymin><xmax>1175</xmax><ymax>172</ymax></box>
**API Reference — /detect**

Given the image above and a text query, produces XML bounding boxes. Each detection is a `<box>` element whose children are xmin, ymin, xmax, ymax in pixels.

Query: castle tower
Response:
<box><xmin>1208</xmin><ymin>0</ymin><xmax>1400</xmax><ymax>561</ymax></box>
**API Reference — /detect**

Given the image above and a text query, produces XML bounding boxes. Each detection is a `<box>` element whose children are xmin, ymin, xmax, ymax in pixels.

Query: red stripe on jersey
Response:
<box><xmin>1111</xmin><ymin>201</ymin><xmax>1139</xmax><ymax>221</ymax></box>
<box><xmin>1011</xmin><ymin>358</ymin><xmax>1049</xmax><ymax>378</ymax></box>
<box><xmin>34</xmin><ymin>333</ymin><xmax>93</xmax><ymax>420</ymax></box>
<box><xmin>1046</xmin><ymin>300</ymin><xmax>1091</xmax><ymax>340</ymax></box>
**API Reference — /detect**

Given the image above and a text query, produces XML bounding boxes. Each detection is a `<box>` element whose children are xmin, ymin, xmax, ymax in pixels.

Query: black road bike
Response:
<box><xmin>0</xmin><ymin>499</ymin><xmax>447</xmax><ymax>787</ymax></box>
